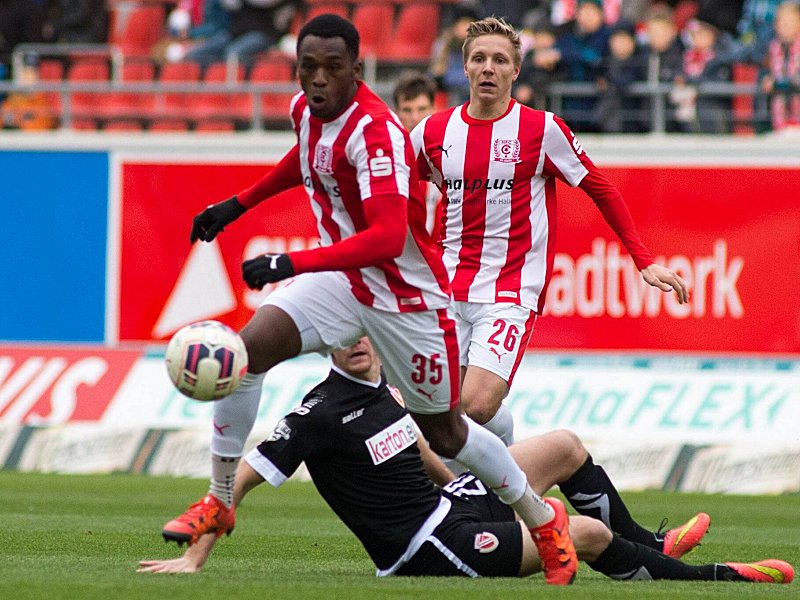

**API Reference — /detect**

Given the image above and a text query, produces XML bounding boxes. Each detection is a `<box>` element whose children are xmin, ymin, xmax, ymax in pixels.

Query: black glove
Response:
<box><xmin>190</xmin><ymin>196</ymin><xmax>247</xmax><ymax>243</ymax></box>
<box><xmin>242</xmin><ymin>253</ymin><xmax>295</xmax><ymax>289</ymax></box>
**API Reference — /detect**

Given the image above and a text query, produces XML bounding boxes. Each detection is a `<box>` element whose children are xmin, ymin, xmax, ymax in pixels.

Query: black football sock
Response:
<box><xmin>559</xmin><ymin>455</ymin><xmax>661</xmax><ymax>550</ymax></box>
<box><xmin>588</xmin><ymin>534</ymin><xmax>731</xmax><ymax>581</ymax></box>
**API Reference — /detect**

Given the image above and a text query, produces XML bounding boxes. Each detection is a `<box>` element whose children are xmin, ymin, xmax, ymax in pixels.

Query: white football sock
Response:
<box><xmin>482</xmin><ymin>403</ymin><xmax>514</xmax><ymax>446</ymax></box>
<box><xmin>455</xmin><ymin>418</ymin><xmax>554</xmax><ymax>527</ymax></box>
<box><xmin>208</xmin><ymin>371</ymin><xmax>265</xmax><ymax>505</ymax></box>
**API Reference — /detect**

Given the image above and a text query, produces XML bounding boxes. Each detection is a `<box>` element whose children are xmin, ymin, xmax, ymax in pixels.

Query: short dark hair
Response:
<box><xmin>393</xmin><ymin>71</ymin><xmax>437</xmax><ymax>106</ymax></box>
<box><xmin>297</xmin><ymin>14</ymin><xmax>360</xmax><ymax>61</ymax></box>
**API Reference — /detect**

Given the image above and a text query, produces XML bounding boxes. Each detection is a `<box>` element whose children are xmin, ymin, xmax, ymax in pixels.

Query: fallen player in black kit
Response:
<box><xmin>139</xmin><ymin>337</ymin><xmax>794</xmax><ymax>584</ymax></box>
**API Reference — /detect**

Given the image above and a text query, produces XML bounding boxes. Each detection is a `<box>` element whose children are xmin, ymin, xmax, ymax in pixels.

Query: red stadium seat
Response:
<box><xmin>195</xmin><ymin>119</ymin><xmax>236</xmax><ymax>132</ymax></box>
<box><xmin>149</xmin><ymin>118</ymin><xmax>190</xmax><ymax>132</ymax></box>
<box><xmin>189</xmin><ymin>61</ymin><xmax>252</xmax><ymax>122</ymax></box>
<box><xmin>383</xmin><ymin>4</ymin><xmax>439</xmax><ymax>62</ymax></box>
<box><xmin>37</xmin><ymin>59</ymin><xmax>65</xmax><ymax>120</ymax></box>
<box><xmin>101</xmin><ymin>59</ymin><xmax>156</xmax><ymax>120</ymax></box>
<box><xmin>104</xmin><ymin>118</ymin><xmax>144</xmax><ymax>131</ymax></box>
<box><xmin>111</xmin><ymin>6</ymin><xmax>166</xmax><ymax>57</ymax></box>
<box><xmin>351</xmin><ymin>4</ymin><xmax>395</xmax><ymax>58</ymax></box>
<box><xmin>250</xmin><ymin>58</ymin><xmax>298</xmax><ymax>122</ymax></box>
<box><xmin>67</xmin><ymin>59</ymin><xmax>110</xmax><ymax>121</ymax></box>
<box><xmin>155</xmin><ymin>61</ymin><xmax>202</xmax><ymax>119</ymax></box>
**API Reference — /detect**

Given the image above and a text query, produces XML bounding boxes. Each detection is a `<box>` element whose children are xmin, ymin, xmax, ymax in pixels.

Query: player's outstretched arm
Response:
<box><xmin>137</xmin><ymin>532</ymin><xmax>217</xmax><ymax>573</ymax></box>
<box><xmin>641</xmin><ymin>263</ymin><xmax>689</xmax><ymax>304</ymax></box>
<box><xmin>189</xmin><ymin>145</ymin><xmax>303</xmax><ymax>244</ymax></box>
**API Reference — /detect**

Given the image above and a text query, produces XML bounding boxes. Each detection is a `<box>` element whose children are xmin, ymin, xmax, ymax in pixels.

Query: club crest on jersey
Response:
<box><xmin>365</xmin><ymin>414</ymin><xmax>417</xmax><ymax>465</ymax></box>
<box><xmin>267</xmin><ymin>419</ymin><xmax>292</xmax><ymax>442</ymax></box>
<box><xmin>492</xmin><ymin>139</ymin><xmax>521</xmax><ymax>163</ymax></box>
<box><xmin>314</xmin><ymin>144</ymin><xmax>334</xmax><ymax>174</ymax></box>
<box><xmin>474</xmin><ymin>531</ymin><xmax>500</xmax><ymax>553</ymax></box>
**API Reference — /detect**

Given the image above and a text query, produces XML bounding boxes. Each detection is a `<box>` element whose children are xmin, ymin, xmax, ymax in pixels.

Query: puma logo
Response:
<box><xmin>436</xmin><ymin>144</ymin><xmax>452</xmax><ymax>158</ymax></box>
<box><xmin>416</xmin><ymin>387</ymin><xmax>435</xmax><ymax>401</ymax></box>
<box><xmin>490</xmin><ymin>347</ymin><xmax>508</xmax><ymax>363</ymax></box>
<box><xmin>213</xmin><ymin>421</ymin><xmax>231</xmax><ymax>435</ymax></box>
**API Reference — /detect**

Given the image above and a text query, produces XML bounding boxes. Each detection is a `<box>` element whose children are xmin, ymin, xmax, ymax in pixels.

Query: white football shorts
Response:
<box><xmin>264</xmin><ymin>271</ymin><xmax>460</xmax><ymax>414</ymax></box>
<box><xmin>452</xmin><ymin>301</ymin><xmax>536</xmax><ymax>386</ymax></box>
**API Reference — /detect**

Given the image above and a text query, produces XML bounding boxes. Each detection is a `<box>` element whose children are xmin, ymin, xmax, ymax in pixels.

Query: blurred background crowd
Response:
<box><xmin>1</xmin><ymin>0</ymin><xmax>798</xmax><ymax>134</ymax></box>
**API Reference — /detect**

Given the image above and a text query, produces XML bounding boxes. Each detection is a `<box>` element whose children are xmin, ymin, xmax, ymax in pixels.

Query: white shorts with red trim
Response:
<box><xmin>263</xmin><ymin>271</ymin><xmax>460</xmax><ymax>415</ymax></box>
<box><xmin>452</xmin><ymin>301</ymin><xmax>536</xmax><ymax>386</ymax></box>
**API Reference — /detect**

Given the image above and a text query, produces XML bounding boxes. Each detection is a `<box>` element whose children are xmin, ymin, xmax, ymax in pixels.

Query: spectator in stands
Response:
<box><xmin>429</xmin><ymin>5</ymin><xmax>478</xmax><ymax>104</ymax></box>
<box><xmin>642</xmin><ymin>7</ymin><xmax>685</xmax><ymax>130</ymax></box>
<box><xmin>760</xmin><ymin>0</ymin><xmax>800</xmax><ymax>130</ymax></box>
<box><xmin>514</xmin><ymin>23</ymin><xmax>569</xmax><ymax>110</ymax></box>
<box><xmin>42</xmin><ymin>0</ymin><xmax>108</xmax><ymax>45</ymax></box>
<box><xmin>184</xmin><ymin>0</ymin><xmax>299</xmax><ymax>70</ymax></box>
<box><xmin>737</xmin><ymin>0</ymin><xmax>785</xmax><ymax>62</ymax></box>
<box><xmin>151</xmin><ymin>1</ymin><xmax>230</xmax><ymax>65</ymax></box>
<box><xmin>670</xmin><ymin>18</ymin><xmax>736</xmax><ymax>132</ymax></box>
<box><xmin>555</xmin><ymin>0</ymin><xmax>612</xmax><ymax>131</ymax></box>
<box><xmin>481</xmin><ymin>0</ymin><xmax>549</xmax><ymax>29</ymax></box>
<box><xmin>0</xmin><ymin>0</ymin><xmax>45</xmax><ymax>81</ymax></box>
<box><xmin>594</xmin><ymin>20</ymin><xmax>648</xmax><ymax>131</ymax></box>
<box><xmin>0</xmin><ymin>59</ymin><xmax>56</xmax><ymax>130</ymax></box>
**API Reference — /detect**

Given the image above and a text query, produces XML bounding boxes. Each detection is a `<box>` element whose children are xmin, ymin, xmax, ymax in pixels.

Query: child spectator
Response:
<box><xmin>643</xmin><ymin>8</ymin><xmax>686</xmax><ymax>130</ymax></box>
<box><xmin>555</xmin><ymin>0</ymin><xmax>612</xmax><ymax>131</ymax></box>
<box><xmin>514</xmin><ymin>23</ymin><xmax>568</xmax><ymax>110</ymax></box>
<box><xmin>595</xmin><ymin>20</ymin><xmax>648</xmax><ymax>131</ymax></box>
<box><xmin>670</xmin><ymin>18</ymin><xmax>735</xmax><ymax>132</ymax></box>
<box><xmin>760</xmin><ymin>1</ymin><xmax>800</xmax><ymax>130</ymax></box>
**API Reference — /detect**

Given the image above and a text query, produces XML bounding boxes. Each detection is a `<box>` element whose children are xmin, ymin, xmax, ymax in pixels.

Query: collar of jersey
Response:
<box><xmin>331</xmin><ymin>364</ymin><xmax>382</xmax><ymax>388</ymax></box>
<box><xmin>460</xmin><ymin>98</ymin><xmax>516</xmax><ymax>125</ymax></box>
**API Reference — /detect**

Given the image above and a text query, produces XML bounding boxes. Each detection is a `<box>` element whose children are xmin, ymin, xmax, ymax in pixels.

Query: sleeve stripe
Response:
<box><xmin>244</xmin><ymin>448</ymin><xmax>288</xmax><ymax>487</ymax></box>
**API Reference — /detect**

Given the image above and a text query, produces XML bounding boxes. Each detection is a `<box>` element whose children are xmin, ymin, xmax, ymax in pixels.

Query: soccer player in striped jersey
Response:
<box><xmin>161</xmin><ymin>14</ymin><xmax>578</xmax><ymax>584</ymax></box>
<box><xmin>411</xmin><ymin>17</ymin><xmax>689</xmax><ymax>447</ymax></box>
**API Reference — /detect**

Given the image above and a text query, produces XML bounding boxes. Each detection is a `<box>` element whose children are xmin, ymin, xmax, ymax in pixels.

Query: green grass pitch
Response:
<box><xmin>1</xmin><ymin>470</ymin><xmax>797</xmax><ymax>599</ymax></box>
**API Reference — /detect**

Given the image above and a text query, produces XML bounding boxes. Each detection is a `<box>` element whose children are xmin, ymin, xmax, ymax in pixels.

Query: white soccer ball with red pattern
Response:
<box><xmin>165</xmin><ymin>320</ymin><xmax>248</xmax><ymax>401</ymax></box>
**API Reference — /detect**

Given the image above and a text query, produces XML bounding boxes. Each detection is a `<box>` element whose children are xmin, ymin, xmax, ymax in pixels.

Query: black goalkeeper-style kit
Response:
<box><xmin>246</xmin><ymin>367</ymin><xmax>523</xmax><ymax>576</ymax></box>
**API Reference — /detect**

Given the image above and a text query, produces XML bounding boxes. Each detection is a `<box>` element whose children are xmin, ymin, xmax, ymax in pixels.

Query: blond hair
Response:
<box><xmin>462</xmin><ymin>16</ymin><xmax>522</xmax><ymax>67</ymax></box>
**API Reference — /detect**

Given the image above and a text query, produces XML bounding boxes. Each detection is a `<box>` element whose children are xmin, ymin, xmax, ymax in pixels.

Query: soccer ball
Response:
<box><xmin>165</xmin><ymin>320</ymin><xmax>248</xmax><ymax>401</ymax></box>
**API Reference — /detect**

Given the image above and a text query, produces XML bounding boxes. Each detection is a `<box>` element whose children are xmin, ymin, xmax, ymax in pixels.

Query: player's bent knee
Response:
<box><xmin>570</xmin><ymin>515</ymin><xmax>612</xmax><ymax>563</ymax></box>
<box><xmin>463</xmin><ymin>398</ymin><xmax>502</xmax><ymax>425</ymax></box>
<box><xmin>546</xmin><ymin>429</ymin><xmax>588</xmax><ymax>470</ymax></box>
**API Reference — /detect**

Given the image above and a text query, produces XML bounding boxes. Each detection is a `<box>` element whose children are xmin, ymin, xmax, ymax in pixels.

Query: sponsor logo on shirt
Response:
<box><xmin>443</xmin><ymin>178</ymin><xmax>514</xmax><ymax>192</ymax></box>
<box><xmin>342</xmin><ymin>408</ymin><xmax>365</xmax><ymax>424</ymax></box>
<box><xmin>365</xmin><ymin>413</ymin><xmax>417</xmax><ymax>465</ymax></box>
<box><xmin>314</xmin><ymin>144</ymin><xmax>334</xmax><ymax>174</ymax></box>
<box><xmin>267</xmin><ymin>418</ymin><xmax>292</xmax><ymax>442</ymax></box>
<box><xmin>492</xmin><ymin>139</ymin><xmax>521</xmax><ymax>163</ymax></box>
<box><xmin>474</xmin><ymin>531</ymin><xmax>500</xmax><ymax>553</ymax></box>
<box><xmin>369</xmin><ymin>149</ymin><xmax>393</xmax><ymax>177</ymax></box>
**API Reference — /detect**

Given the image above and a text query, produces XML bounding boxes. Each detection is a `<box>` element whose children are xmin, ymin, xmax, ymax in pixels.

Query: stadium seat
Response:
<box><xmin>249</xmin><ymin>58</ymin><xmax>297</xmax><ymax>123</ymax></box>
<box><xmin>194</xmin><ymin>119</ymin><xmax>236</xmax><ymax>132</ymax></box>
<box><xmin>104</xmin><ymin>118</ymin><xmax>145</xmax><ymax>131</ymax></box>
<box><xmin>67</xmin><ymin>59</ymin><xmax>110</xmax><ymax>121</ymax></box>
<box><xmin>70</xmin><ymin>117</ymin><xmax>100</xmax><ymax>130</ymax></box>
<box><xmin>149</xmin><ymin>118</ymin><xmax>190</xmax><ymax>132</ymax></box>
<box><xmin>110</xmin><ymin>5</ymin><xmax>166</xmax><ymax>57</ymax></box>
<box><xmin>37</xmin><ymin>59</ymin><xmax>65</xmax><ymax>121</ymax></box>
<box><xmin>382</xmin><ymin>4</ymin><xmax>440</xmax><ymax>63</ymax></box>
<box><xmin>101</xmin><ymin>59</ymin><xmax>156</xmax><ymax>120</ymax></box>
<box><xmin>351</xmin><ymin>4</ymin><xmax>395</xmax><ymax>58</ymax></box>
<box><xmin>155</xmin><ymin>61</ymin><xmax>202</xmax><ymax>119</ymax></box>
<box><xmin>189</xmin><ymin>61</ymin><xmax>252</xmax><ymax>122</ymax></box>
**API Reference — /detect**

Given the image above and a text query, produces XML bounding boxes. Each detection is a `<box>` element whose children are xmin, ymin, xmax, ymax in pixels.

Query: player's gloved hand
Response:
<box><xmin>190</xmin><ymin>196</ymin><xmax>247</xmax><ymax>243</ymax></box>
<box><xmin>242</xmin><ymin>253</ymin><xmax>295</xmax><ymax>289</ymax></box>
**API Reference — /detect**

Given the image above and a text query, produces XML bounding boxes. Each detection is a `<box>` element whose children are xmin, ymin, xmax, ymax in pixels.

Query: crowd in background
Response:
<box><xmin>1</xmin><ymin>0</ymin><xmax>799</xmax><ymax>133</ymax></box>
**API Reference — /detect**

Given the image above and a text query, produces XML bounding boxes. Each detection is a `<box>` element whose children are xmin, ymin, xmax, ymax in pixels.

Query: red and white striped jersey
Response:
<box><xmin>412</xmin><ymin>100</ymin><xmax>593</xmax><ymax>313</ymax></box>
<box><xmin>290</xmin><ymin>82</ymin><xmax>450</xmax><ymax>313</ymax></box>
